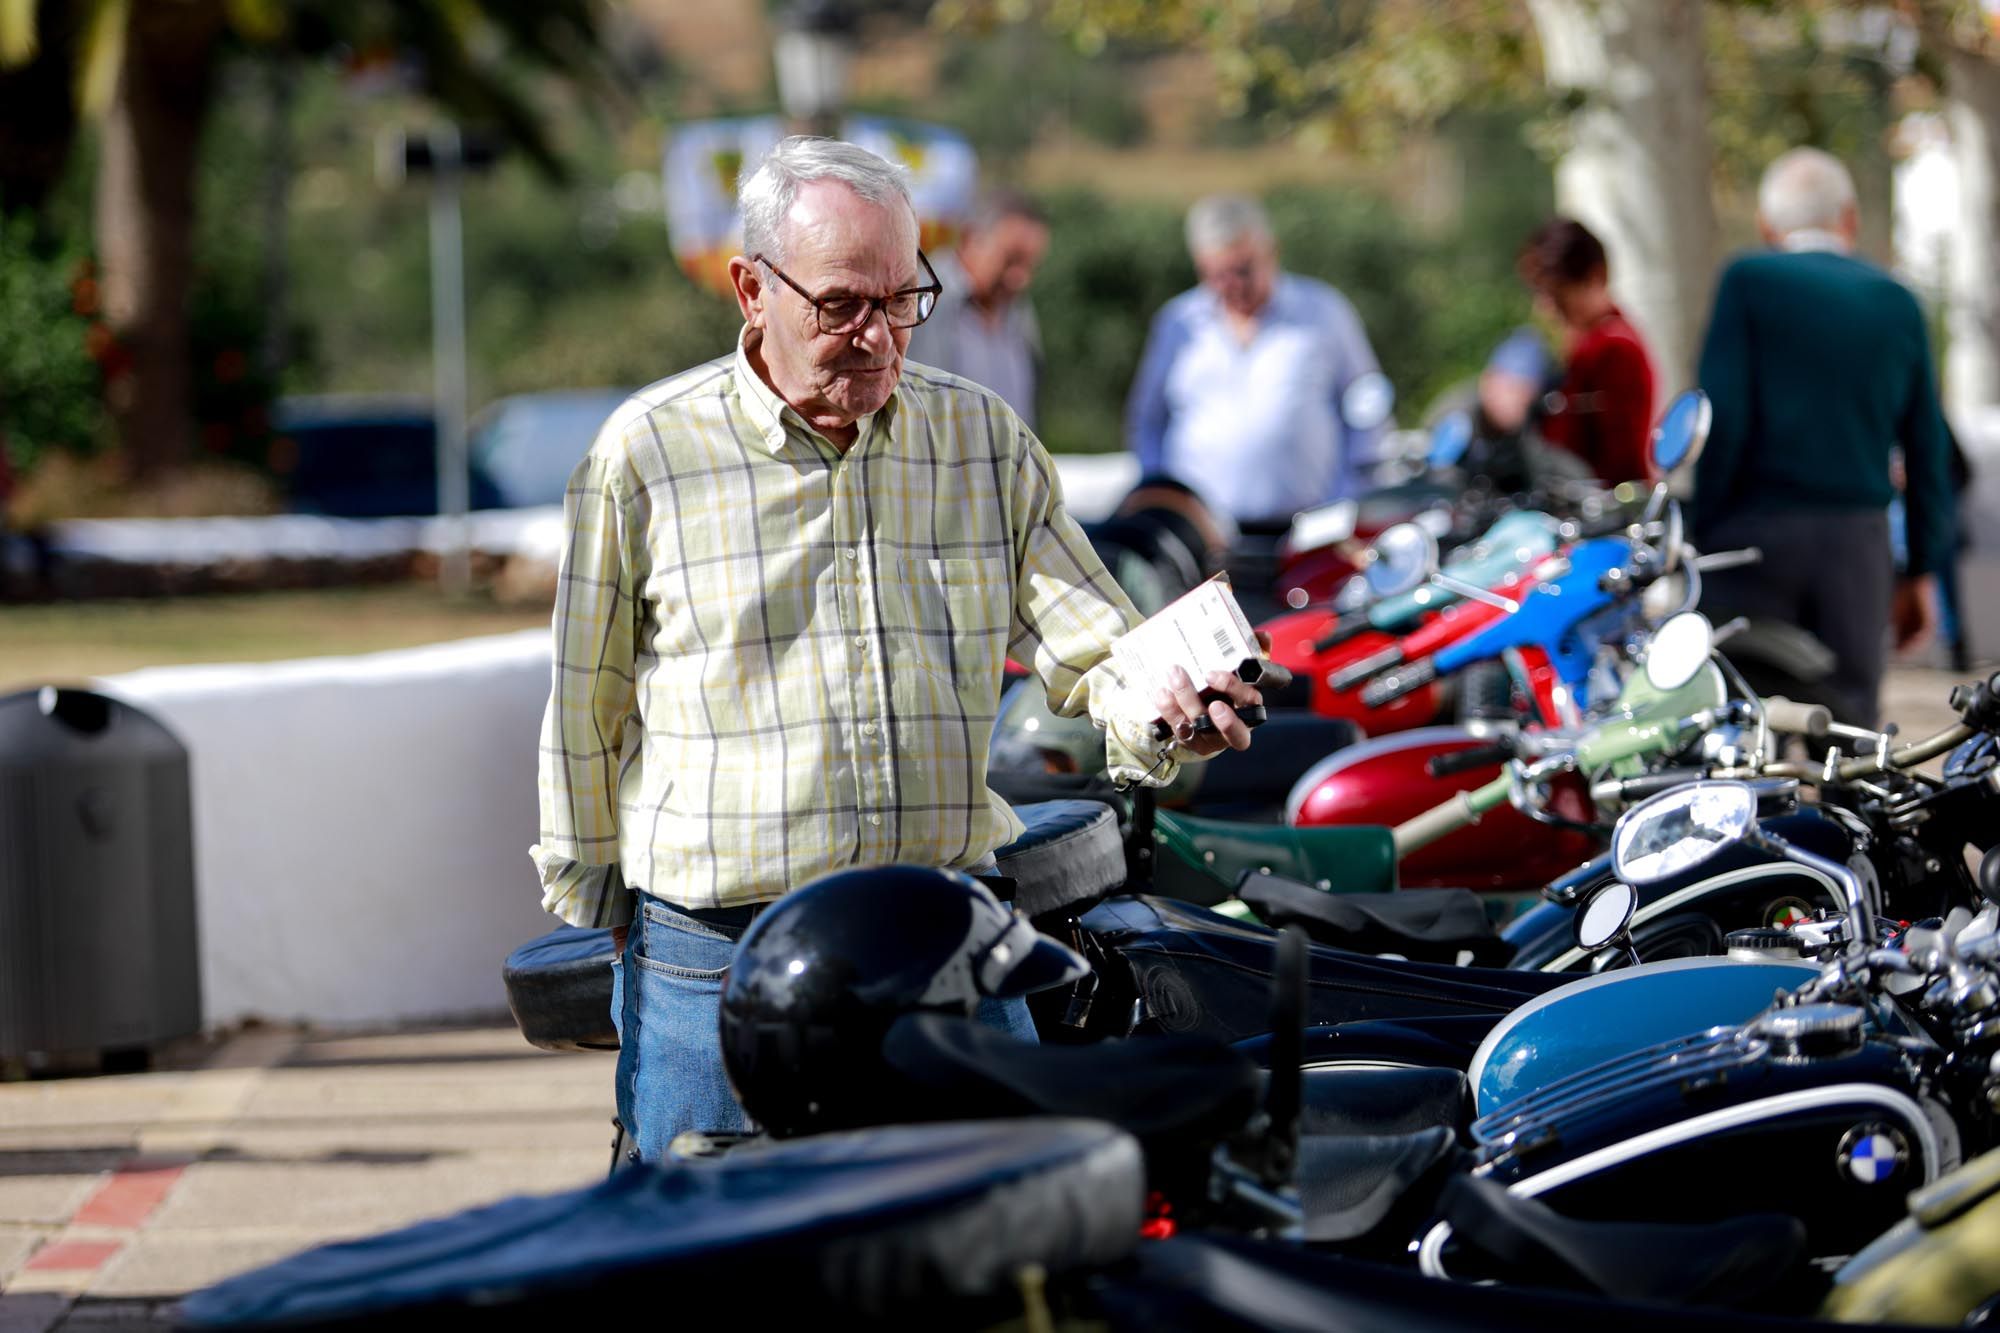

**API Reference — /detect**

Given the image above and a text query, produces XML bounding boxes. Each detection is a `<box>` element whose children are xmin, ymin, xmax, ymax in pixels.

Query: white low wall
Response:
<box><xmin>98</xmin><ymin>632</ymin><xmax>559</xmax><ymax>1029</ymax></box>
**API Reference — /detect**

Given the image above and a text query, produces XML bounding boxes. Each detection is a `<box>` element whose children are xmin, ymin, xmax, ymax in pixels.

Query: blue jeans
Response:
<box><xmin>611</xmin><ymin>894</ymin><xmax>1039</xmax><ymax>1164</ymax></box>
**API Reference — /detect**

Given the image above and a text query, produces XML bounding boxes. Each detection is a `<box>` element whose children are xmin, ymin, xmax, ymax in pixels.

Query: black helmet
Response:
<box><xmin>720</xmin><ymin>865</ymin><xmax>1087</xmax><ymax>1138</ymax></box>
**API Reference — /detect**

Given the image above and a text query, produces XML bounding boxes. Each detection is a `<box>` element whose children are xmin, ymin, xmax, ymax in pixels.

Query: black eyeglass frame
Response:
<box><xmin>754</xmin><ymin>250</ymin><xmax>943</xmax><ymax>335</ymax></box>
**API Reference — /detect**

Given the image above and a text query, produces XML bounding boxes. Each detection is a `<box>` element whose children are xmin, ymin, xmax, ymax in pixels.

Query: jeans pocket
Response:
<box><xmin>634</xmin><ymin>900</ymin><xmax>735</xmax><ymax>980</ymax></box>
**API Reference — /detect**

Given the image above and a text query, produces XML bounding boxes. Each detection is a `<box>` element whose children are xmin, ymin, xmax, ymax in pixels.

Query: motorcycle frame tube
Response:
<box><xmin>1417</xmin><ymin>1084</ymin><xmax>1946</xmax><ymax>1282</ymax></box>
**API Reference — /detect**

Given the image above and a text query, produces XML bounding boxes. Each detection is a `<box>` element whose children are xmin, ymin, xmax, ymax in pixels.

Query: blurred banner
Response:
<box><xmin>663</xmin><ymin>117</ymin><xmax>978</xmax><ymax>299</ymax></box>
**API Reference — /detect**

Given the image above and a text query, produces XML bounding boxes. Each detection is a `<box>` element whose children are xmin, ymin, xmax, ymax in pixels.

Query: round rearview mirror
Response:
<box><xmin>1427</xmin><ymin>412</ymin><xmax>1474</xmax><ymax>468</ymax></box>
<box><xmin>1642</xmin><ymin>612</ymin><xmax>1714</xmax><ymax>693</ymax></box>
<box><xmin>1574</xmin><ymin>879</ymin><xmax>1638</xmax><ymax>952</ymax></box>
<box><xmin>1648</xmin><ymin>390</ymin><xmax>1712</xmax><ymax>474</ymax></box>
<box><xmin>1364</xmin><ymin>522</ymin><xmax>1438</xmax><ymax>599</ymax></box>
<box><xmin>1612</xmin><ymin>781</ymin><xmax>1758</xmax><ymax>886</ymax></box>
<box><xmin>1341</xmin><ymin>371</ymin><xmax>1396</xmax><ymax>433</ymax></box>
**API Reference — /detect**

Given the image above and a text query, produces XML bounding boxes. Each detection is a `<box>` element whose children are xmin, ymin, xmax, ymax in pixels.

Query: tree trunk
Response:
<box><xmin>1944</xmin><ymin>43</ymin><xmax>2000</xmax><ymax>422</ymax></box>
<box><xmin>0</xmin><ymin>0</ymin><xmax>81</xmax><ymax>217</ymax></box>
<box><xmin>94</xmin><ymin>0</ymin><xmax>225</xmax><ymax>481</ymax></box>
<box><xmin>1526</xmin><ymin>0</ymin><xmax>1718</xmax><ymax>397</ymax></box>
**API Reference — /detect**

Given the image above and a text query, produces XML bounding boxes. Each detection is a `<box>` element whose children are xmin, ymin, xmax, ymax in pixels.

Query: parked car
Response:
<box><xmin>273</xmin><ymin>395</ymin><xmax>504</xmax><ymax>518</ymax></box>
<box><xmin>469</xmin><ymin>389</ymin><xmax>631</xmax><ymax>509</ymax></box>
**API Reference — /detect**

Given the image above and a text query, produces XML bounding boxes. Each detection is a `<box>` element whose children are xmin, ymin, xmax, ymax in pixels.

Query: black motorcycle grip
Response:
<box><xmin>1360</xmin><ymin>657</ymin><xmax>1438</xmax><ymax>708</ymax></box>
<box><xmin>1329</xmin><ymin>643</ymin><xmax>1405</xmax><ymax>692</ymax></box>
<box><xmin>1426</xmin><ymin>741</ymin><xmax>1514</xmax><ymax>778</ymax></box>
<box><xmin>1152</xmin><ymin>697</ymin><xmax>1269</xmax><ymax>742</ymax></box>
<box><xmin>1311</xmin><ymin>609</ymin><xmax>1374</xmax><ymax>654</ymax></box>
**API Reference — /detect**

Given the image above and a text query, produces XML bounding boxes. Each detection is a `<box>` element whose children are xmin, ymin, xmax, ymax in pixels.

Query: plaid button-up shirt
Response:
<box><xmin>531</xmin><ymin>334</ymin><xmax>1174</xmax><ymax>926</ymax></box>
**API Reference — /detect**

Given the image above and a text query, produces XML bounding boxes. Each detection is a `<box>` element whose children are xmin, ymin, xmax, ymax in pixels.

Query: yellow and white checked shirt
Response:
<box><xmin>531</xmin><ymin>334</ymin><xmax>1174</xmax><ymax>927</ymax></box>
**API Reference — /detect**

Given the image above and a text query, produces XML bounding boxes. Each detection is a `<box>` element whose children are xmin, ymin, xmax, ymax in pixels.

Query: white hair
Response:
<box><xmin>1757</xmin><ymin>148</ymin><xmax>1857</xmax><ymax>237</ymax></box>
<box><xmin>1185</xmin><ymin>193</ymin><xmax>1273</xmax><ymax>256</ymax></box>
<box><xmin>738</xmin><ymin>136</ymin><xmax>914</xmax><ymax>263</ymax></box>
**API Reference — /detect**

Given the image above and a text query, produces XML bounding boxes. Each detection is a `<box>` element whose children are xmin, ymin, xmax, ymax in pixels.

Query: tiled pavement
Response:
<box><xmin>0</xmin><ymin>1024</ymin><xmax>617</xmax><ymax>1331</ymax></box>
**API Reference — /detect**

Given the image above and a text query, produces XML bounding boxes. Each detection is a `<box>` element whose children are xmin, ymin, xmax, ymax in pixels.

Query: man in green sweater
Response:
<box><xmin>1694</xmin><ymin>147</ymin><xmax>1956</xmax><ymax>725</ymax></box>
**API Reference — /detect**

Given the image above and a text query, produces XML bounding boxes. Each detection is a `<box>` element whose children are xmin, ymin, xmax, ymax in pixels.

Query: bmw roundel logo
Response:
<box><xmin>1837</xmin><ymin>1124</ymin><xmax>1909</xmax><ymax>1185</ymax></box>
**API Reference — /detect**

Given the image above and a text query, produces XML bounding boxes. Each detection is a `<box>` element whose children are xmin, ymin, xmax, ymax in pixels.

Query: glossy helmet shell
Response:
<box><xmin>719</xmin><ymin>865</ymin><xmax>1086</xmax><ymax>1137</ymax></box>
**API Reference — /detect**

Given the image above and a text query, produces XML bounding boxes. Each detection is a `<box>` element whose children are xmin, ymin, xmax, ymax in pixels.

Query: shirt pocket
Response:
<box><xmin>903</xmin><ymin>555</ymin><xmax>1013</xmax><ymax>701</ymax></box>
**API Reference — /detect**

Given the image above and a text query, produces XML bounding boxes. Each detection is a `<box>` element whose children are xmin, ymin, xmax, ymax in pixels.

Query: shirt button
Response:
<box><xmin>843</xmin><ymin>547</ymin><xmax>858</xmax><ymax>560</ymax></box>
<box><xmin>868</xmin><ymin>814</ymin><xmax>882</xmax><ymax>827</ymax></box>
<box><xmin>854</xmin><ymin>636</ymin><xmax>867</xmax><ymax>650</ymax></box>
<box><xmin>861</xmin><ymin>721</ymin><xmax>877</xmax><ymax>737</ymax></box>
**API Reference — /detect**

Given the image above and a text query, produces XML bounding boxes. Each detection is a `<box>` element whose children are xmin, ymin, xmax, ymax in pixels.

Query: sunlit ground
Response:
<box><xmin>0</xmin><ymin>586</ymin><xmax>552</xmax><ymax>692</ymax></box>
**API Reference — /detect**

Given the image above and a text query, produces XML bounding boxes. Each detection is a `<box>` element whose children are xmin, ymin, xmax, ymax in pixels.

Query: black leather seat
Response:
<box><xmin>178</xmin><ymin>1119</ymin><xmax>1144</xmax><ymax>1328</ymax></box>
<box><xmin>997</xmin><ymin>799</ymin><xmax>1127</xmax><ymax>918</ymax></box>
<box><xmin>881</xmin><ymin>1012</ymin><xmax>1260</xmax><ymax>1161</ymax></box>
<box><xmin>1439</xmin><ymin>1173</ymin><xmax>1807</xmax><ymax>1307</ymax></box>
<box><xmin>1236</xmin><ymin>874</ymin><xmax>1512</xmax><ymax>966</ymax></box>
<box><xmin>503</xmin><ymin>924</ymin><xmax>619</xmax><ymax>1053</ymax></box>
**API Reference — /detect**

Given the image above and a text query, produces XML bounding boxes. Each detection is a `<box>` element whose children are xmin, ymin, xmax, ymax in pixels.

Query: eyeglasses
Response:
<box><xmin>755</xmin><ymin>251</ymin><xmax>943</xmax><ymax>334</ymax></box>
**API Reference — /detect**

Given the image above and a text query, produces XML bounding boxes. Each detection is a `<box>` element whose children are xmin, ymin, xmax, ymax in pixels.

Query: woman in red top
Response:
<box><xmin>1517</xmin><ymin>218</ymin><xmax>1658</xmax><ymax>485</ymax></box>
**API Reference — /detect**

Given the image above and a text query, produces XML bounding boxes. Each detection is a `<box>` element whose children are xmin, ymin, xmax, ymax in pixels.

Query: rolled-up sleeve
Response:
<box><xmin>531</xmin><ymin>446</ymin><xmax>644</xmax><ymax>928</ymax></box>
<box><xmin>1004</xmin><ymin>418</ymin><xmax>1181</xmax><ymax>788</ymax></box>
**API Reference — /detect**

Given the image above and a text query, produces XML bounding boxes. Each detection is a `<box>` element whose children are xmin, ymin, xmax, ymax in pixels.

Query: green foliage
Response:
<box><xmin>0</xmin><ymin>215</ymin><xmax>106</xmax><ymax>474</ymax></box>
<box><xmin>927</xmin><ymin>24</ymin><xmax>1148</xmax><ymax>160</ymax></box>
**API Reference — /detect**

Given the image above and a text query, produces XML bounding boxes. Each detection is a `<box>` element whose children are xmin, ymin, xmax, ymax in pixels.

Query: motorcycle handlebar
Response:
<box><xmin>1762</xmin><ymin>697</ymin><xmax>1831</xmax><ymax>738</ymax></box>
<box><xmin>1329</xmin><ymin>644</ymin><xmax>1404</xmax><ymax>692</ymax></box>
<box><xmin>1589</xmin><ymin>767</ymin><xmax>1710</xmax><ymax>805</ymax></box>
<box><xmin>1360</xmin><ymin>657</ymin><xmax>1438</xmax><ymax>708</ymax></box>
<box><xmin>1311</xmin><ymin>609</ymin><xmax>1374</xmax><ymax>654</ymax></box>
<box><xmin>1425</xmin><ymin>741</ymin><xmax>1515</xmax><ymax>779</ymax></box>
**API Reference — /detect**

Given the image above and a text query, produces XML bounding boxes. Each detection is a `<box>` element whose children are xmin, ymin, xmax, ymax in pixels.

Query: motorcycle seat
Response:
<box><xmin>1297</xmin><ymin>1065</ymin><xmax>1468</xmax><ymax>1138</ymax></box>
<box><xmin>1439</xmin><ymin>1173</ymin><xmax>1806</xmax><ymax>1307</ymax></box>
<box><xmin>178</xmin><ymin>1119</ymin><xmax>1144</xmax><ymax>1327</ymax></box>
<box><xmin>503</xmin><ymin>923</ymin><xmax>619</xmax><ymax>1053</ymax></box>
<box><xmin>997</xmin><ymin>799</ymin><xmax>1127</xmax><ymax>919</ymax></box>
<box><xmin>881</xmin><ymin>1012</ymin><xmax>1261</xmax><ymax>1158</ymax></box>
<box><xmin>1152</xmin><ymin>809</ymin><xmax>1398</xmax><ymax>906</ymax></box>
<box><xmin>1296</xmin><ymin>1125</ymin><xmax>1459</xmax><ymax>1242</ymax></box>
<box><xmin>1236</xmin><ymin>874</ymin><xmax>1512</xmax><ymax>966</ymax></box>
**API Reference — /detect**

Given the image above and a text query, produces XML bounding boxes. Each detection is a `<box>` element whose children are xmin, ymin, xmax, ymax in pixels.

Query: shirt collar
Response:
<box><xmin>732</xmin><ymin>325</ymin><xmax>901</xmax><ymax>455</ymax></box>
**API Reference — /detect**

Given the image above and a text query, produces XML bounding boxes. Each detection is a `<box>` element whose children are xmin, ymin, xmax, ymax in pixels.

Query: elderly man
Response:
<box><xmin>531</xmin><ymin>137</ymin><xmax>1260</xmax><ymax>1161</ymax></box>
<box><xmin>1693</xmin><ymin>147</ymin><xmax>1955</xmax><ymax>725</ymax></box>
<box><xmin>1126</xmin><ymin>193</ymin><xmax>1386</xmax><ymax>526</ymax></box>
<box><xmin>909</xmin><ymin>188</ymin><xmax>1049</xmax><ymax>427</ymax></box>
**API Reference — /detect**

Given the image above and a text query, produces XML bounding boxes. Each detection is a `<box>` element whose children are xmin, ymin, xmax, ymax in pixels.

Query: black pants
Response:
<box><xmin>1699</xmin><ymin>507</ymin><xmax>1892</xmax><ymax>727</ymax></box>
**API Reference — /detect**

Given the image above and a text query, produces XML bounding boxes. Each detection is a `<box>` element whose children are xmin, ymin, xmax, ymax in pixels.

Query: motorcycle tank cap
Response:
<box><xmin>719</xmin><ymin>865</ymin><xmax>1087</xmax><ymax>1138</ymax></box>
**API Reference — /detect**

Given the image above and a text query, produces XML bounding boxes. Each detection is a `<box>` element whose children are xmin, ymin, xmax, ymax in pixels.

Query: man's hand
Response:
<box><xmin>612</xmin><ymin>924</ymin><xmax>628</xmax><ymax>954</ymax></box>
<box><xmin>1152</xmin><ymin>664</ymin><xmax>1263</xmax><ymax>755</ymax></box>
<box><xmin>1892</xmin><ymin>574</ymin><xmax>1936</xmax><ymax>653</ymax></box>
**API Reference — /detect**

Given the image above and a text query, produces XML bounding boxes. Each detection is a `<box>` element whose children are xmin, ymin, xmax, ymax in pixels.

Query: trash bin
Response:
<box><xmin>0</xmin><ymin>687</ymin><xmax>200</xmax><ymax>1074</ymax></box>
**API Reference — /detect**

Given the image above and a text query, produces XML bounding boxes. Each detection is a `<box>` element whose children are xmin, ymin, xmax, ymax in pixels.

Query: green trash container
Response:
<box><xmin>0</xmin><ymin>687</ymin><xmax>200</xmax><ymax>1074</ymax></box>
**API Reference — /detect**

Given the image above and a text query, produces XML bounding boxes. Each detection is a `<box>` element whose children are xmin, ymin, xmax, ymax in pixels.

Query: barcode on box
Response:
<box><xmin>1211</xmin><ymin>626</ymin><xmax>1233</xmax><ymax>655</ymax></box>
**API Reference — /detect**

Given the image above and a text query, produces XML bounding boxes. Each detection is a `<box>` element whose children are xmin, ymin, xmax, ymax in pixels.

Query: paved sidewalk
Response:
<box><xmin>0</xmin><ymin>1024</ymin><xmax>616</xmax><ymax>1331</ymax></box>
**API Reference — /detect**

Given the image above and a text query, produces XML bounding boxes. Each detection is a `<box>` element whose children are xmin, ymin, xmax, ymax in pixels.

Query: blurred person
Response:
<box><xmin>1693</xmin><ymin>146</ymin><xmax>1955</xmax><ymax>725</ymax></box>
<box><xmin>1477</xmin><ymin>327</ymin><xmax>1553</xmax><ymax>438</ymax></box>
<box><xmin>1125</xmin><ymin>193</ymin><xmax>1385</xmax><ymax>527</ymax></box>
<box><xmin>531</xmin><ymin>137</ymin><xmax>1262</xmax><ymax>1161</ymax></box>
<box><xmin>1516</xmin><ymin>217</ymin><xmax>1657</xmax><ymax>485</ymax></box>
<box><xmin>908</xmin><ymin>188</ymin><xmax>1049</xmax><ymax>427</ymax></box>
